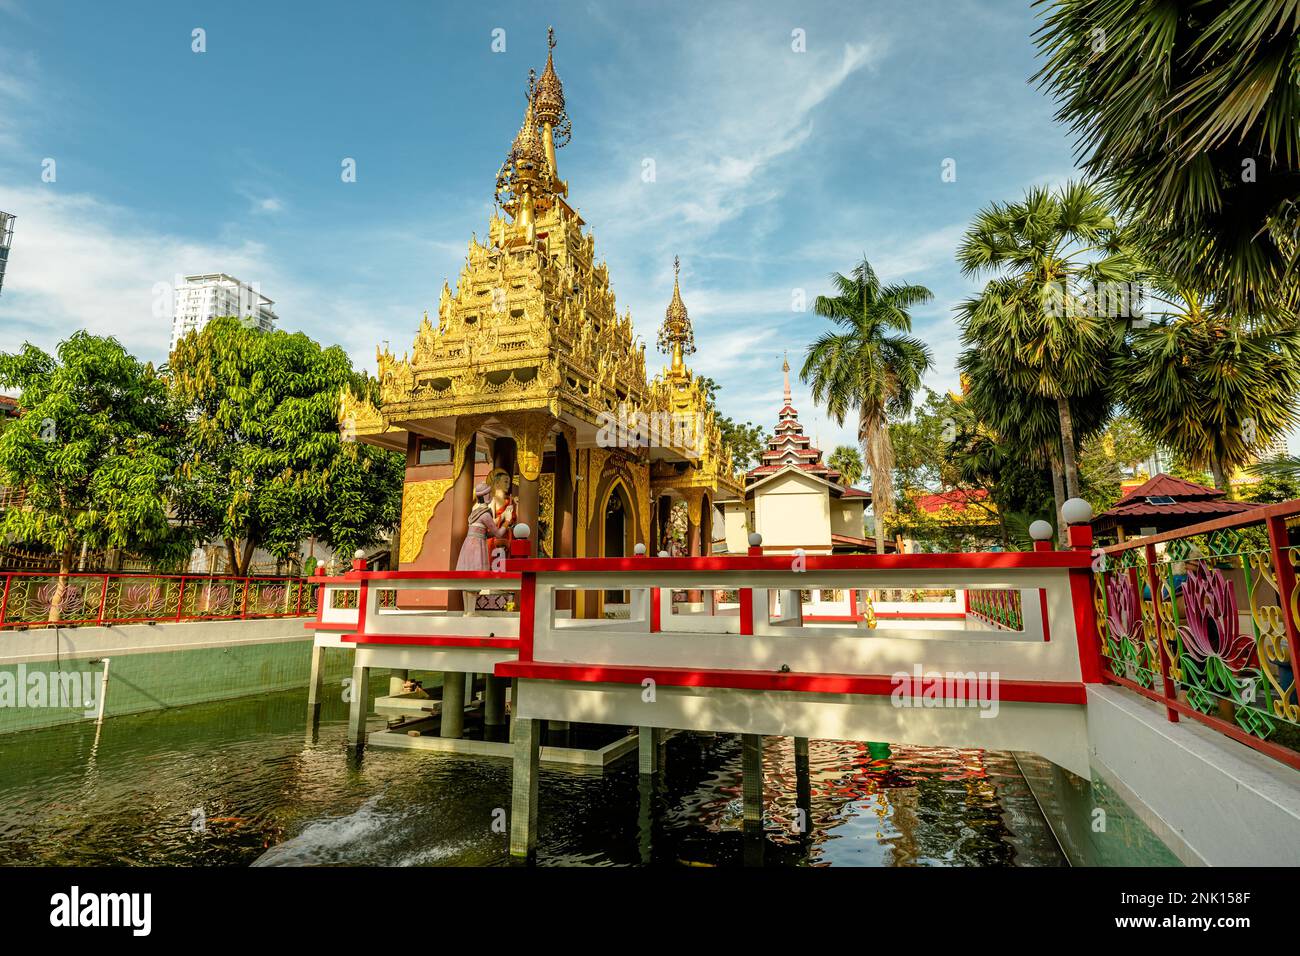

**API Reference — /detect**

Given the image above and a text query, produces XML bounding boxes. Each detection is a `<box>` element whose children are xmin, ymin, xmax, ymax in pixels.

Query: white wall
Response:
<box><xmin>1086</xmin><ymin>685</ymin><xmax>1300</xmax><ymax>866</ymax></box>
<box><xmin>754</xmin><ymin>471</ymin><xmax>831</xmax><ymax>553</ymax></box>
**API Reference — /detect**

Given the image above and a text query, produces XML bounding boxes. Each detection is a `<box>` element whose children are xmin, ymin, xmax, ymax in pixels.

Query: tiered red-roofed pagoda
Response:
<box><xmin>716</xmin><ymin>356</ymin><xmax>875</xmax><ymax>555</ymax></box>
<box><xmin>747</xmin><ymin>354</ymin><xmax>844</xmax><ymax>485</ymax></box>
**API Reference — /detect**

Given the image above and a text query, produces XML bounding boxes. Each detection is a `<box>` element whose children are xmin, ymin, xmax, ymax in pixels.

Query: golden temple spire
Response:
<box><xmin>782</xmin><ymin>350</ymin><xmax>792</xmax><ymax>406</ymax></box>
<box><xmin>494</xmin><ymin>70</ymin><xmax>552</xmax><ymax>243</ymax></box>
<box><xmin>533</xmin><ymin>26</ymin><xmax>570</xmax><ymax>189</ymax></box>
<box><xmin>657</xmin><ymin>255</ymin><xmax>696</xmax><ymax>375</ymax></box>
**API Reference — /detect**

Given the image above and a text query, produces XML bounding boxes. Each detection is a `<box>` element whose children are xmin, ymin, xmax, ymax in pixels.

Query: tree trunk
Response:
<box><xmin>1056</xmin><ymin>397</ymin><xmax>1080</xmax><ymax>500</ymax></box>
<box><xmin>1210</xmin><ymin>452</ymin><xmax>1228</xmax><ymax>492</ymax></box>
<box><xmin>48</xmin><ymin>545</ymin><xmax>74</xmax><ymax>623</ymax></box>
<box><xmin>240</xmin><ymin>539</ymin><xmax>256</xmax><ymax>576</ymax></box>
<box><xmin>1050</xmin><ymin>455</ymin><xmax>1067</xmax><ymax>547</ymax></box>
<box><xmin>862</xmin><ymin>408</ymin><xmax>895</xmax><ymax>556</ymax></box>
<box><xmin>225</xmin><ymin>539</ymin><xmax>239</xmax><ymax>576</ymax></box>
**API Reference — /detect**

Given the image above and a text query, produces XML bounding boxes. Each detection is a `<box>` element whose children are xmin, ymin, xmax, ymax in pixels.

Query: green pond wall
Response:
<box><xmin>0</xmin><ymin>641</ymin><xmax>356</xmax><ymax>735</ymax></box>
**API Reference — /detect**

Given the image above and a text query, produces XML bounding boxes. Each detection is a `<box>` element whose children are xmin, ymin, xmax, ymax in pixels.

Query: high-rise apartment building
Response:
<box><xmin>0</xmin><ymin>212</ymin><xmax>14</xmax><ymax>298</ymax></box>
<box><xmin>169</xmin><ymin>273</ymin><xmax>277</xmax><ymax>352</ymax></box>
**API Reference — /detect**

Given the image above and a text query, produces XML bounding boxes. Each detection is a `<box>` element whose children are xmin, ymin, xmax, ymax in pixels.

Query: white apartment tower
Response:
<box><xmin>169</xmin><ymin>273</ymin><xmax>278</xmax><ymax>352</ymax></box>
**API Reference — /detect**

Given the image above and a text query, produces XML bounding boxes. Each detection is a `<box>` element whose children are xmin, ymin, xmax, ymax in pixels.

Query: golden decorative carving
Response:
<box><xmin>539</xmin><ymin>473</ymin><xmax>555</xmax><ymax>558</ymax></box>
<box><xmin>398</xmin><ymin>479</ymin><xmax>455</xmax><ymax>565</ymax></box>
<box><xmin>338</xmin><ymin>386</ymin><xmax>386</xmax><ymax>438</ymax></box>
<box><xmin>495</xmin><ymin>410</ymin><xmax>552</xmax><ymax>482</ymax></box>
<box><xmin>682</xmin><ymin>487</ymin><xmax>706</xmax><ymax>527</ymax></box>
<box><xmin>627</xmin><ymin>459</ymin><xmax>651</xmax><ymax>548</ymax></box>
<box><xmin>586</xmin><ymin>448</ymin><xmax>611</xmax><ymax>534</ymax></box>
<box><xmin>1251</xmin><ymin>551</ymin><xmax>1299</xmax><ymax>721</ymax></box>
<box><xmin>453</xmin><ymin>414</ymin><xmax>489</xmax><ymax>482</ymax></box>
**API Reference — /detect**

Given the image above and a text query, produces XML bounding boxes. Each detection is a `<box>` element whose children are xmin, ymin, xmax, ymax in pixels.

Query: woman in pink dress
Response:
<box><xmin>456</xmin><ymin>470</ymin><xmax>514</xmax><ymax>612</ymax></box>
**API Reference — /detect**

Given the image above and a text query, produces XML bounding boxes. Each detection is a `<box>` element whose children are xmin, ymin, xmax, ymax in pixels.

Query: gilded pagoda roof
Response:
<box><xmin>341</xmin><ymin>29</ymin><xmax>742</xmax><ymax>499</ymax></box>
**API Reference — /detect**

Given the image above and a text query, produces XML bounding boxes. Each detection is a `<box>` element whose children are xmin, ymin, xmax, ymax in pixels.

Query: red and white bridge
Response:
<box><xmin>308</xmin><ymin>501</ymin><xmax>1300</xmax><ymax>866</ymax></box>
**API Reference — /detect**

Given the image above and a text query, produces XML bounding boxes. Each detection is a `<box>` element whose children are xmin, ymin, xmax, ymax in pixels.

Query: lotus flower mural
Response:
<box><xmin>36</xmin><ymin>582</ymin><xmax>85</xmax><ymax>618</ymax></box>
<box><xmin>122</xmin><ymin>583</ymin><xmax>168</xmax><ymax>614</ymax></box>
<box><xmin>1178</xmin><ymin>564</ymin><xmax>1253</xmax><ymax>674</ymax></box>
<box><xmin>1106</xmin><ymin>573</ymin><xmax>1144</xmax><ymax>644</ymax></box>
<box><xmin>1105</xmin><ymin>572</ymin><xmax>1148</xmax><ymax>681</ymax></box>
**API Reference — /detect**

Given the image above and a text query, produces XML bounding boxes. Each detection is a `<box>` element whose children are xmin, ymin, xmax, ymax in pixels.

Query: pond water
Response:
<box><xmin>0</xmin><ymin>688</ymin><xmax>1073</xmax><ymax>866</ymax></box>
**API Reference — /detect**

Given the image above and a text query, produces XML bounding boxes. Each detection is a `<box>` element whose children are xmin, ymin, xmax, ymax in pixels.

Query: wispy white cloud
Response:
<box><xmin>0</xmin><ymin>186</ymin><xmax>271</xmax><ymax>361</ymax></box>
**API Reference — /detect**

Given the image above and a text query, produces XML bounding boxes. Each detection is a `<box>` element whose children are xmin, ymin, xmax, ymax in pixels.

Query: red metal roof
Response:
<box><xmin>1114</xmin><ymin>473</ymin><xmax>1222</xmax><ymax>505</ymax></box>
<box><xmin>915</xmin><ymin>488</ymin><xmax>989</xmax><ymax>513</ymax></box>
<box><xmin>1094</xmin><ymin>473</ymin><xmax>1261</xmax><ymax>526</ymax></box>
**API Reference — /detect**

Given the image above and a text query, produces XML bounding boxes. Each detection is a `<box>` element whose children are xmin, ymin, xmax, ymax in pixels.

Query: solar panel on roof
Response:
<box><xmin>1144</xmin><ymin>495</ymin><xmax>1176</xmax><ymax>505</ymax></box>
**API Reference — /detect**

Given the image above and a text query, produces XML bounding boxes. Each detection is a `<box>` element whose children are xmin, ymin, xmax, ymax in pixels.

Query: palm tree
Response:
<box><xmin>957</xmin><ymin>345</ymin><xmax>1109</xmax><ymax>542</ymax></box>
<box><xmin>955</xmin><ymin>181</ymin><xmax>1135</xmax><ymax>505</ymax></box>
<box><xmin>828</xmin><ymin>445</ymin><xmax>864</xmax><ymax>487</ymax></box>
<box><xmin>802</xmin><ymin>257</ymin><xmax>933</xmax><ymax>553</ymax></box>
<box><xmin>1034</xmin><ymin>0</ymin><xmax>1300</xmax><ymax>316</ymax></box>
<box><xmin>1118</xmin><ymin>281</ymin><xmax>1300</xmax><ymax>490</ymax></box>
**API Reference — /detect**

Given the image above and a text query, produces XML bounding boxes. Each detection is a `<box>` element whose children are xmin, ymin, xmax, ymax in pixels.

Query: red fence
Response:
<box><xmin>0</xmin><ymin>571</ymin><xmax>319</xmax><ymax>629</ymax></box>
<box><xmin>1092</xmin><ymin>499</ymin><xmax>1300</xmax><ymax>771</ymax></box>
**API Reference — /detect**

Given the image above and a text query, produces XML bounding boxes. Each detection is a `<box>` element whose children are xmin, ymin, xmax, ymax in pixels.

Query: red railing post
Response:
<box><xmin>1143</xmin><ymin>542</ymin><xmax>1179</xmax><ymax>722</ymax></box>
<box><xmin>517</xmin><ymin>571</ymin><xmax>536</xmax><ymax>662</ymax></box>
<box><xmin>0</xmin><ymin>573</ymin><xmax>11</xmax><ymax>628</ymax></box>
<box><xmin>175</xmin><ymin>575</ymin><xmax>187</xmax><ymax>622</ymax></box>
<box><xmin>96</xmin><ymin>573</ymin><xmax>110</xmax><ymax>626</ymax></box>
<box><xmin>240</xmin><ymin>577</ymin><xmax>250</xmax><ymax>620</ymax></box>
<box><xmin>739</xmin><ymin>534</ymin><xmax>762</xmax><ymax>636</ymax></box>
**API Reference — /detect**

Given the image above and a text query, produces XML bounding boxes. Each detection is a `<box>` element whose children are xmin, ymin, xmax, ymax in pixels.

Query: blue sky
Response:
<box><xmin>0</xmin><ymin>0</ymin><xmax>1202</xmax><ymax>456</ymax></box>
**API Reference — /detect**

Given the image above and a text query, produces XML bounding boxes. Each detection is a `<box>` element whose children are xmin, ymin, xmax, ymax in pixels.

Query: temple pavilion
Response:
<box><xmin>718</xmin><ymin>356</ymin><xmax>875</xmax><ymax>555</ymax></box>
<box><xmin>340</xmin><ymin>29</ymin><xmax>742</xmax><ymax>614</ymax></box>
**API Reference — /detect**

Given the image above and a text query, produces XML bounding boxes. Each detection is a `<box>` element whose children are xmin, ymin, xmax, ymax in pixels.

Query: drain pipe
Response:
<box><xmin>88</xmin><ymin>657</ymin><xmax>111</xmax><ymax>725</ymax></box>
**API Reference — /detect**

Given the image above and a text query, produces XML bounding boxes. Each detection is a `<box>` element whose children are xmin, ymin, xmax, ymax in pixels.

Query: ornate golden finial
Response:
<box><xmin>495</xmin><ymin>80</ymin><xmax>552</xmax><ymax>242</ymax></box>
<box><xmin>657</xmin><ymin>255</ymin><xmax>696</xmax><ymax>374</ymax></box>
<box><xmin>532</xmin><ymin>26</ymin><xmax>570</xmax><ymax>193</ymax></box>
<box><xmin>534</xmin><ymin>27</ymin><xmax>568</xmax><ymax>138</ymax></box>
<box><xmin>782</xmin><ymin>350</ymin><xmax>792</xmax><ymax>406</ymax></box>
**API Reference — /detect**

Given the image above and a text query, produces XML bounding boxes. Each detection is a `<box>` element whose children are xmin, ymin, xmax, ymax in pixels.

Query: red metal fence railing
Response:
<box><xmin>1093</xmin><ymin>498</ymin><xmax>1300</xmax><ymax>771</ymax></box>
<box><xmin>0</xmin><ymin>571</ymin><xmax>319</xmax><ymax>629</ymax></box>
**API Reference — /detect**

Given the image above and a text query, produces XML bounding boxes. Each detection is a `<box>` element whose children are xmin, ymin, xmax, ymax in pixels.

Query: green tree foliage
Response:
<box><xmin>801</xmin><ymin>257</ymin><xmax>933</xmax><ymax>553</ymax></box>
<box><xmin>956</xmin><ymin>181</ymin><xmax>1136</xmax><ymax>504</ymax></box>
<box><xmin>1035</xmin><ymin>0</ymin><xmax>1300</xmax><ymax>315</ymax></box>
<box><xmin>170</xmin><ymin>318</ymin><xmax>404</xmax><ymax>574</ymax></box>
<box><xmin>889</xmin><ymin>388</ymin><xmax>960</xmax><ymax>498</ymax></box>
<box><xmin>0</xmin><ymin>333</ymin><xmax>185</xmax><ymax>619</ymax></box>
<box><xmin>1076</xmin><ymin>413</ymin><xmax>1159</xmax><ymax>511</ymax></box>
<box><xmin>939</xmin><ymin>389</ymin><xmax>1058</xmax><ymax>549</ymax></box>
<box><xmin>1117</xmin><ymin>290</ymin><xmax>1300</xmax><ymax>490</ymax></box>
<box><xmin>696</xmin><ymin>376</ymin><xmax>766</xmax><ymax>471</ymax></box>
<box><xmin>828</xmin><ymin>445</ymin><xmax>864</xmax><ymax>487</ymax></box>
<box><xmin>1244</xmin><ymin>462</ymin><xmax>1300</xmax><ymax>504</ymax></box>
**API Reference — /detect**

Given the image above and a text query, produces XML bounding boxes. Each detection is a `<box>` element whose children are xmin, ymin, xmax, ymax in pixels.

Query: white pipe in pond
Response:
<box><xmin>95</xmin><ymin>658</ymin><xmax>111</xmax><ymax>725</ymax></box>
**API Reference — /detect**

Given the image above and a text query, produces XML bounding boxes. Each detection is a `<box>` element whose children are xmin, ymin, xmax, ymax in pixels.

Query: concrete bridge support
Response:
<box><xmin>346</xmin><ymin>664</ymin><xmax>370</xmax><ymax>750</ymax></box>
<box><xmin>484</xmin><ymin>676</ymin><xmax>507</xmax><ymax>740</ymax></box>
<box><xmin>441</xmin><ymin>670</ymin><xmax>465</xmax><ymax>738</ymax></box>
<box><xmin>307</xmin><ymin>644</ymin><xmax>326</xmax><ymax>730</ymax></box>
<box><xmin>794</xmin><ymin>736</ymin><xmax>811</xmax><ymax>835</ymax></box>
<box><xmin>510</xmin><ymin>717</ymin><xmax>542</xmax><ymax>860</ymax></box>
<box><xmin>742</xmin><ymin>733</ymin><xmax>765</xmax><ymax>865</ymax></box>
<box><xmin>638</xmin><ymin>727</ymin><xmax>663</xmax><ymax>775</ymax></box>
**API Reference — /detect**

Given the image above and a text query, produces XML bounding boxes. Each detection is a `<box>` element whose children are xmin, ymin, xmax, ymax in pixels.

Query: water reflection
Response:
<box><xmin>0</xmin><ymin>690</ymin><xmax>1065</xmax><ymax>867</ymax></box>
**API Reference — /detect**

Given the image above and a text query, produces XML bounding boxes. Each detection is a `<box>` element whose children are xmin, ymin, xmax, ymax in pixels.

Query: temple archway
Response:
<box><xmin>601</xmin><ymin>480</ymin><xmax>632</xmax><ymax>605</ymax></box>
